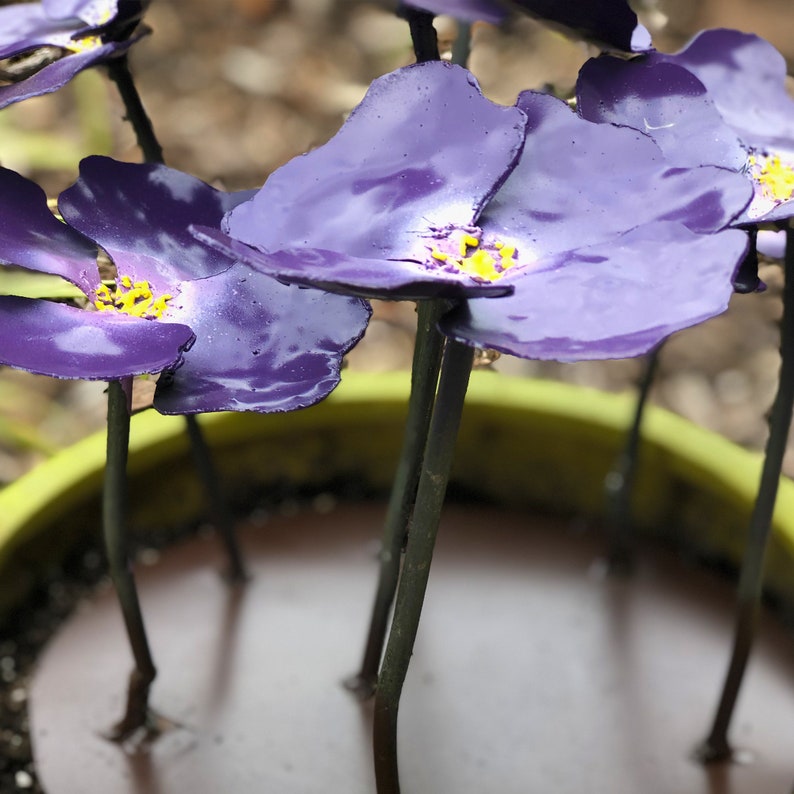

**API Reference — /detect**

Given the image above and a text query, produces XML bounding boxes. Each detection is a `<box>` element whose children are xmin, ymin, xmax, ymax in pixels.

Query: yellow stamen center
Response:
<box><xmin>749</xmin><ymin>153</ymin><xmax>794</xmax><ymax>202</ymax></box>
<box><xmin>94</xmin><ymin>276</ymin><xmax>173</xmax><ymax>319</ymax></box>
<box><xmin>454</xmin><ymin>235</ymin><xmax>519</xmax><ymax>281</ymax></box>
<box><xmin>66</xmin><ymin>35</ymin><xmax>103</xmax><ymax>54</ymax></box>
<box><xmin>426</xmin><ymin>227</ymin><xmax>524</xmax><ymax>282</ymax></box>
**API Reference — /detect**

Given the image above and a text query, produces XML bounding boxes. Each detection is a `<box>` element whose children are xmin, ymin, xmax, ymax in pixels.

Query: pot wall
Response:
<box><xmin>2</xmin><ymin>372</ymin><xmax>793</xmax><ymax>622</ymax></box>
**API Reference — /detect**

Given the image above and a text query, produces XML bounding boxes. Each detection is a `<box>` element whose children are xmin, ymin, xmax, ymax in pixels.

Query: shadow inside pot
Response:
<box><xmin>29</xmin><ymin>501</ymin><xmax>794</xmax><ymax>794</ymax></box>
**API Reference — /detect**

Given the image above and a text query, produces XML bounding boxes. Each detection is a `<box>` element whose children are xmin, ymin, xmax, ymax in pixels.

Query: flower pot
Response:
<box><xmin>3</xmin><ymin>371</ymin><xmax>794</xmax><ymax>793</ymax></box>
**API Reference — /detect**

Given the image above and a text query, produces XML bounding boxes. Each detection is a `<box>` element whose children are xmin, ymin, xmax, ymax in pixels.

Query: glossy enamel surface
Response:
<box><xmin>224</xmin><ymin>62</ymin><xmax>526</xmax><ymax>299</ymax></box>
<box><xmin>0</xmin><ymin>0</ymin><xmax>147</xmax><ymax>109</ymax></box>
<box><xmin>214</xmin><ymin>62</ymin><xmax>751</xmax><ymax>362</ymax></box>
<box><xmin>442</xmin><ymin>224</ymin><xmax>749</xmax><ymax>361</ymax></box>
<box><xmin>0</xmin><ymin>295</ymin><xmax>194</xmax><ymax>380</ymax></box>
<box><xmin>0</xmin><ymin>160</ymin><xmax>370</xmax><ymax>412</ymax></box>
<box><xmin>577</xmin><ymin>30</ymin><xmax>794</xmax><ymax>224</ymax></box>
<box><xmin>404</xmin><ymin>0</ymin><xmax>650</xmax><ymax>51</ymax></box>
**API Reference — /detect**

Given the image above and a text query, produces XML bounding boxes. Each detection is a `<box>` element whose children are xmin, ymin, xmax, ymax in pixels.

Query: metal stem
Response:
<box><xmin>107</xmin><ymin>56</ymin><xmax>248</xmax><ymax>582</ymax></box>
<box><xmin>604</xmin><ymin>344</ymin><xmax>662</xmax><ymax>574</ymax></box>
<box><xmin>697</xmin><ymin>225</ymin><xmax>794</xmax><ymax>762</ymax></box>
<box><xmin>106</xmin><ymin>54</ymin><xmax>164</xmax><ymax>164</ymax></box>
<box><xmin>398</xmin><ymin>4</ymin><xmax>440</xmax><ymax>62</ymax></box>
<box><xmin>103</xmin><ymin>378</ymin><xmax>158</xmax><ymax>741</ymax></box>
<box><xmin>373</xmin><ymin>340</ymin><xmax>474</xmax><ymax>793</ymax></box>
<box><xmin>184</xmin><ymin>414</ymin><xmax>248</xmax><ymax>583</ymax></box>
<box><xmin>346</xmin><ymin>300</ymin><xmax>446</xmax><ymax>698</ymax></box>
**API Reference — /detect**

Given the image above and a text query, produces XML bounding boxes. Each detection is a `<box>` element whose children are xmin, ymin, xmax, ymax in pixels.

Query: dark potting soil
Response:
<box><xmin>0</xmin><ymin>539</ymin><xmax>103</xmax><ymax>794</ymax></box>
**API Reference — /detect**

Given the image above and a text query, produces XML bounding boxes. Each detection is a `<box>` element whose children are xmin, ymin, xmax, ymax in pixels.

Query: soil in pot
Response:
<box><xmin>18</xmin><ymin>498</ymin><xmax>794</xmax><ymax>794</ymax></box>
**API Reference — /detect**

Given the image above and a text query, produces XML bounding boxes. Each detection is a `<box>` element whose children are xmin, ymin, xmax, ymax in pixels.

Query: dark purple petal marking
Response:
<box><xmin>60</xmin><ymin>157</ymin><xmax>254</xmax><ymax>299</ymax></box>
<box><xmin>481</xmin><ymin>91</ymin><xmax>751</xmax><ymax>256</ymax></box>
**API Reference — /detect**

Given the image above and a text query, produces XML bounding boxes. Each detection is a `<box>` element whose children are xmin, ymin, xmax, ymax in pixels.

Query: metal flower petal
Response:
<box><xmin>481</xmin><ymin>90</ymin><xmax>752</xmax><ymax>256</ymax></box>
<box><xmin>0</xmin><ymin>166</ymin><xmax>98</xmax><ymax>297</ymax></box>
<box><xmin>58</xmin><ymin>157</ymin><xmax>371</xmax><ymax>414</ymax></box>
<box><xmin>576</xmin><ymin>57</ymin><xmax>746</xmax><ymax>172</ymax></box>
<box><xmin>216</xmin><ymin>62</ymin><xmax>526</xmax><ymax>298</ymax></box>
<box><xmin>154</xmin><ymin>267</ymin><xmax>371</xmax><ymax>415</ymax></box>
<box><xmin>441</xmin><ymin>223</ymin><xmax>749</xmax><ymax>361</ymax></box>
<box><xmin>402</xmin><ymin>0</ymin><xmax>650</xmax><ymax>51</ymax></box>
<box><xmin>0</xmin><ymin>0</ymin><xmax>148</xmax><ymax>109</ymax></box>
<box><xmin>205</xmin><ymin>61</ymin><xmax>750</xmax><ymax>364</ymax></box>
<box><xmin>0</xmin><ymin>295</ymin><xmax>194</xmax><ymax>380</ymax></box>
<box><xmin>577</xmin><ymin>30</ymin><xmax>794</xmax><ymax>224</ymax></box>
<box><xmin>221</xmin><ymin>61</ymin><xmax>526</xmax><ymax>300</ymax></box>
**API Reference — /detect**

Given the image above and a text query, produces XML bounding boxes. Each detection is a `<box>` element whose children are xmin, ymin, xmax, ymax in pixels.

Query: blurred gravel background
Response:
<box><xmin>1</xmin><ymin>0</ymin><xmax>794</xmax><ymax>484</ymax></box>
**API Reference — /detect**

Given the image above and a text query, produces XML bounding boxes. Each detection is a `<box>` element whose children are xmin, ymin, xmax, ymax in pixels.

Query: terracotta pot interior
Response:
<box><xmin>27</xmin><ymin>500</ymin><xmax>794</xmax><ymax>794</ymax></box>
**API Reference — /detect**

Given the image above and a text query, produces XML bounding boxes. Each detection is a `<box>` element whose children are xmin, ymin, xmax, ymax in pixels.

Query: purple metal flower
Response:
<box><xmin>402</xmin><ymin>0</ymin><xmax>651</xmax><ymax>51</ymax></box>
<box><xmin>200</xmin><ymin>62</ymin><xmax>529</xmax><ymax>301</ymax></box>
<box><xmin>0</xmin><ymin>158</ymin><xmax>370</xmax><ymax>413</ymax></box>
<box><xmin>577</xmin><ymin>29</ymin><xmax>794</xmax><ymax>224</ymax></box>
<box><xmin>195</xmin><ymin>61</ymin><xmax>751</xmax><ymax>362</ymax></box>
<box><xmin>0</xmin><ymin>0</ymin><xmax>148</xmax><ymax>109</ymax></box>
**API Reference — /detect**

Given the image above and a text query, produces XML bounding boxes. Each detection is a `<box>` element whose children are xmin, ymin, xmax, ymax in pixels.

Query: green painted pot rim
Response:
<box><xmin>1</xmin><ymin>371</ymin><xmax>793</xmax><ymax>609</ymax></box>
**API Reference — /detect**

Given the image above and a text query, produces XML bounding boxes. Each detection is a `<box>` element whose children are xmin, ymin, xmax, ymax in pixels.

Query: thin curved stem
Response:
<box><xmin>398</xmin><ymin>4</ymin><xmax>440</xmax><ymax>62</ymax></box>
<box><xmin>184</xmin><ymin>414</ymin><xmax>248</xmax><ymax>583</ymax></box>
<box><xmin>346</xmin><ymin>300</ymin><xmax>446</xmax><ymax>698</ymax></box>
<box><xmin>106</xmin><ymin>54</ymin><xmax>164</xmax><ymax>164</ymax></box>
<box><xmin>373</xmin><ymin>340</ymin><xmax>474</xmax><ymax>794</ymax></box>
<box><xmin>346</xmin><ymin>0</ymin><xmax>445</xmax><ymax>704</ymax></box>
<box><xmin>604</xmin><ymin>343</ymin><xmax>662</xmax><ymax>575</ymax></box>
<box><xmin>451</xmin><ymin>20</ymin><xmax>472</xmax><ymax>67</ymax></box>
<box><xmin>697</xmin><ymin>226</ymin><xmax>794</xmax><ymax>762</ymax></box>
<box><xmin>107</xmin><ymin>56</ymin><xmax>247</xmax><ymax>582</ymax></box>
<box><xmin>103</xmin><ymin>378</ymin><xmax>158</xmax><ymax>741</ymax></box>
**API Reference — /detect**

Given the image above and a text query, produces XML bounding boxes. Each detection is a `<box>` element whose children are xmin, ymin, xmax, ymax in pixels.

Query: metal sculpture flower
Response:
<box><xmin>0</xmin><ymin>157</ymin><xmax>371</xmax><ymax>413</ymax></box>
<box><xmin>577</xmin><ymin>29</ymin><xmax>794</xmax><ymax>763</ymax></box>
<box><xmin>195</xmin><ymin>61</ymin><xmax>751</xmax><ymax>362</ymax></box>
<box><xmin>576</xmin><ymin>29</ymin><xmax>794</xmax><ymax>224</ymax></box>
<box><xmin>402</xmin><ymin>0</ymin><xmax>652</xmax><ymax>51</ymax></box>
<box><xmin>0</xmin><ymin>0</ymin><xmax>149</xmax><ymax>109</ymax></box>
